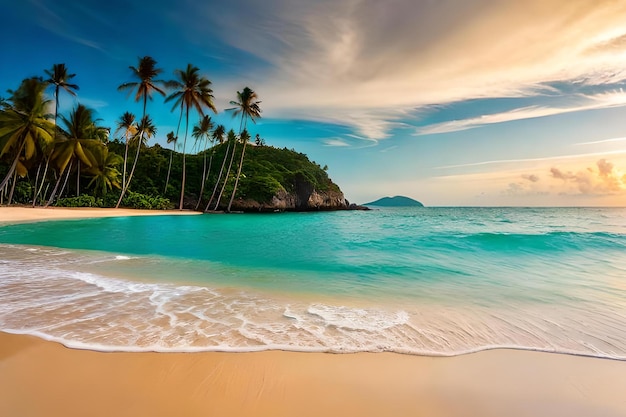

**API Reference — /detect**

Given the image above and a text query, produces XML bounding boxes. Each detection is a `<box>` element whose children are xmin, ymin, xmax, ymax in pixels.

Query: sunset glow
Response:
<box><xmin>3</xmin><ymin>0</ymin><xmax>626</xmax><ymax>205</ymax></box>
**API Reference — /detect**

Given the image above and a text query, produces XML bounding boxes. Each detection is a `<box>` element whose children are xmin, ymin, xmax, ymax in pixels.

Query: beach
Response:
<box><xmin>0</xmin><ymin>206</ymin><xmax>201</xmax><ymax>224</ymax></box>
<box><xmin>2</xmin><ymin>332</ymin><xmax>626</xmax><ymax>417</ymax></box>
<box><xmin>1</xmin><ymin>206</ymin><xmax>626</xmax><ymax>416</ymax></box>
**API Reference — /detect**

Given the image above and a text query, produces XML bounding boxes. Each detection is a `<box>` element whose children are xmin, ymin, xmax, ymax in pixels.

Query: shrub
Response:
<box><xmin>55</xmin><ymin>195</ymin><xmax>100</xmax><ymax>207</ymax></box>
<box><xmin>121</xmin><ymin>191</ymin><xmax>173</xmax><ymax>210</ymax></box>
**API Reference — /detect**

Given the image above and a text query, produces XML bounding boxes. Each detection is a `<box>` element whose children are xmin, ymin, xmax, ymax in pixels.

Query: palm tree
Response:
<box><xmin>192</xmin><ymin>115</ymin><xmax>214</xmax><ymax>210</ymax></box>
<box><xmin>165</xmin><ymin>63</ymin><xmax>217</xmax><ymax>210</ymax></box>
<box><xmin>226</xmin><ymin>87</ymin><xmax>261</xmax><ymax>212</ymax></box>
<box><xmin>205</xmin><ymin>124</ymin><xmax>226</xmax><ymax>211</ymax></box>
<box><xmin>114</xmin><ymin>111</ymin><xmax>137</xmax><ymax>190</ymax></box>
<box><xmin>116</xmin><ymin>56</ymin><xmax>167</xmax><ymax>208</ymax></box>
<box><xmin>44</xmin><ymin>64</ymin><xmax>79</xmax><ymax>132</ymax></box>
<box><xmin>33</xmin><ymin>64</ymin><xmax>79</xmax><ymax>206</ymax></box>
<box><xmin>86</xmin><ymin>144</ymin><xmax>123</xmax><ymax>197</ymax></box>
<box><xmin>62</xmin><ymin>104</ymin><xmax>107</xmax><ymax>195</ymax></box>
<box><xmin>163</xmin><ymin>131</ymin><xmax>177</xmax><ymax>194</ymax></box>
<box><xmin>0</xmin><ymin>78</ymin><xmax>55</xmax><ymax>204</ymax></box>
<box><xmin>119</xmin><ymin>115</ymin><xmax>156</xmax><ymax>205</ymax></box>
<box><xmin>45</xmin><ymin>104</ymin><xmax>102</xmax><ymax>205</ymax></box>
<box><xmin>211</xmin><ymin>128</ymin><xmax>238</xmax><ymax>211</ymax></box>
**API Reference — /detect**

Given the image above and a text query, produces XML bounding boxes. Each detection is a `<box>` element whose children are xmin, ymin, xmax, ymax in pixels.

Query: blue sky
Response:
<box><xmin>2</xmin><ymin>0</ymin><xmax>626</xmax><ymax>206</ymax></box>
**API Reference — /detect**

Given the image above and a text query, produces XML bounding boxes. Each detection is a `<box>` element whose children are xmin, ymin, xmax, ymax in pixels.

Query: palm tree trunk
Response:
<box><xmin>76</xmin><ymin>160</ymin><xmax>81</xmax><ymax>196</ymax></box>
<box><xmin>58</xmin><ymin>161</ymin><xmax>73</xmax><ymax>199</ymax></box>
<box><xmin>45</xmin><ymin>172</ymin><xmax>62</xmax><ymax>207</ymax></box>
<box><xmin>7</xmin><ymin>171</ymin><xmax>18</xmax><ymax>205</ymax></box>
<box><xmin>194</xmin><ymin>139</ymin><xmax>211</xmax><ymax>211</ymax></box>
<box><xmin>178</xmin><ymin>108</ymin><xmax>190</xmax><ymax>210</ymax></box>
<box><xmin>227</xmin><ymin>140</ymin><xmax>247</xmax><ymax>212</ymax></box>
<box><xmin>31</xmin><ymin>162</ymin><xmax>42</xmax><ymax>207</ymax></box>
<box><xmin>116</xmin><ymin>135</ymin><xmax>142</xmax><ymax>208</ymax></box>
<box><xmin>33</xmin><ymin>156</ymin><xmax>51</xmax><ymax>207</ymax></box>
<box><xmin>122</xmin><ymin>135</ymin><xmax>130</xmax><ymax>190</ymax></box>
<box><xmin>164</xmin><ymin>149</ymin><xmax>174</xmax><ymax>194</ymax></box>
<box><xmin>205</xmin><ymin>141</ymin><xmax>231</xmax><ymax>211</ymax></box>
<box><xmin>0</xmin><ymin>141</ymin><xmax>26</xmax><ymax>192</ymax></box>
<box><xmin>214</xmin><ymin>140</ymin><xmax>237</xmax><ymax>211</ymax></box>
<box><xmin>226</xmin><ymin>115</ymin><xmax>249</xmax><ymax>212</ymax></box>
<box><xmin>46</xmin><ymin>161</ymin><xmax>72</xmax><ymax>207</ymax></box>
<box><xmin>117</xmin><ymin>93</ymin><xmax>149</xmax><ymax>209</ymax></box>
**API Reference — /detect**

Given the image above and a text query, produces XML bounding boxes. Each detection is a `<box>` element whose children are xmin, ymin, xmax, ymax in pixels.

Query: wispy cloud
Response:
<box><xmin>576</xmin><ymin>137</ymin><xmax>626</xmax><ymax>146</ymax></box>
<box><xmin>323</xmin><ymin>138</ymin><xmax>351</xmax><ymax>147</ymax></box>
<box><xmin>28</xmin><ymin>0</ymin><xmax>105</xmax><ymax>52</ymax></box>
<box><xmin>435</xmin><ymin>150</ymin><xmax>626</xmax><ymax>171</ymax></box>
<box><xmin>190</xmin><ymin>0</ymin><xmax>626</xmax><ymax>141</ymax></box>
<box><xmin>416</xmin><ymin>90</ymin><xmax>626</xmax><ymax>135</ymax></box>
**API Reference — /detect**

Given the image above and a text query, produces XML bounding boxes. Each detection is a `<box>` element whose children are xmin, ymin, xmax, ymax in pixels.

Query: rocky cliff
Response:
<box><xmin>215</xmin><ymin>145</ymin><xmax>351</xmax><ymax>212</ymax></box>
<box><xmin>228</xmin><ymin>185</ymin><xmax>348</xmax><ymax>212</ymax></box>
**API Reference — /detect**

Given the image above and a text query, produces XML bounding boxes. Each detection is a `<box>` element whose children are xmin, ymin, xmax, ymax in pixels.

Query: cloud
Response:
<box><xmin>550</xmin><ymin>159</ymin><xmax>625</xmax><ymax>195</ymax></box>
<box><xmin>522</xmin><ymin>174</ymin><xmax>540</xmax><ymax>183</ymax></box>
<box><xmin>576</xmin><ymin>137</ymin><xmax>626</xmax><ymax>146</ymax></box>
<box><xmin>416</xmin><ymin>90</ymin><xmax>626</xmax><ymax>135</ymax></box>
<box><xmin>323</xmin><ymin>138</ymin><xmax>351</xmax><ymax>147</ymax></box>
<box><xmin>27</xmin><ymin>0</ymin><xmax>105</xmax><ymax>52</ymax></box>
<box><xmin>597</xmin><ymin>159</ymin><xmax>614</xmax><ymax>177</ymax></box>
<box><xmin>430</xmin><ymin>153</ymin><xmax>626</xmax><ymax>205</ymax></box>
<box><xmin>188</xmin><ymin>0</ymin><xmax>626</xmax><ymax>140</ymax></box>
<box><xmin>436</xmin><ymin>149</ymin><xmax>626</xmax><ymax>171</ymax></box>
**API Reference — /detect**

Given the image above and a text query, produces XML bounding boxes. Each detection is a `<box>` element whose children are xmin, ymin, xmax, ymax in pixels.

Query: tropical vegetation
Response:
<box><xmin>0</xmin><ymin>59</ymin><xmax>341</xmax><ymax>211</ymax></box>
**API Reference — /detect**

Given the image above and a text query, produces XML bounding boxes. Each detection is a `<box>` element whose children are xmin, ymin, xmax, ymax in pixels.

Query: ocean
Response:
<box><xmin>1</xmin><ymin>207</ymin><xmax>625</xmax><ymax>359</ymax></box>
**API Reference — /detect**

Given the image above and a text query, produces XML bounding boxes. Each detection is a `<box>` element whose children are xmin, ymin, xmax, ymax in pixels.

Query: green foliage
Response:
<box><xmin>121</xmin><ymin>191</ymin><xmax>173</xmax><ymax>210</ymax></box>
<box><xmin>1</xmin><ymin>74</ymin><xmax>342</xmax><ymax>209</ymax></box>
<box><xmin>54</xmin><ymin>191</ymin><xmax>172</xmax><ymax>210</ymax></box>
<box><xmin>55</xmin><ymin>194</ymin><xmax>100</xmax><ymax>207</ymax></box>
<box><xmin>12</xmin><ymin>181</ymin><xmax>33</xmax><ymax>204</ymax></box>
<box><xmin>235</xmin><ymin>145</ymin><xmax>338</xmax><ymax>199</ymax></box>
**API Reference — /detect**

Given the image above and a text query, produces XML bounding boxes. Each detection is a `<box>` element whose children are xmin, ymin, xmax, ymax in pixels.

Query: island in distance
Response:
<box><xmin>364</xmin><ymin>195</ymin><xmax>425</xmax><ymax>207</ymax></box>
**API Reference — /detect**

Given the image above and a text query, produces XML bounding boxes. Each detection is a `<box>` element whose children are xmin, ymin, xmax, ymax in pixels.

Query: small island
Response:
<box><xmin>364</xmin><ymin>195</ymin><xmax>424</xmax><ymax>207</ymax></box>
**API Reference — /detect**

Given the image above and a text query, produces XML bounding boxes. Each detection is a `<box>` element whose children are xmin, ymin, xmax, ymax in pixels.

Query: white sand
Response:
<box><xmin>0</xmin><ymin>206</ymin><xmax>200</xmax><ymax>224</ymax></box>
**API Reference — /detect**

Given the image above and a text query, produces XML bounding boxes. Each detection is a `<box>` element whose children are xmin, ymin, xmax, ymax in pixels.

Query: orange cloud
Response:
<box><xmin>549</xmin><ymin>159</ymin><xmax>625</xmax><ymax>195</ymax></box>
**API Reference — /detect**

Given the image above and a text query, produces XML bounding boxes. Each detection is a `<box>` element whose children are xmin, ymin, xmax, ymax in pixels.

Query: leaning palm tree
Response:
<box><xmin>163</xmin><ymin>131</ymin><xmax>177</xmax><ymax>194</ymax></box>
<box><xmin>192</xmin><ymin>115</ymin><xmax>214</xmax><ymax>210</ymax></box>
<box><xmin>205</xmin><ymin>124</ymin><xmax>226</xmax><ymax>211</ymax></box>
<box><xmin>211</xmin><ymin>128</ymin><xmax>238</xmax><ymax>211</ymax></box>
<box><xmin>0</xmin><ymin>78</ymin><xmax>55</xmax><ymax>204</ymax></box>
<box><xmin>116</xmin><ymin>56</ymin><xmax>167</xmax><ymax>208</ymax></box>
<box><xmin>165</xmin><ymin>63</ymin><xmax>216</xmax><ymax>210</ymax></box>
<box><xmin>35</xmin><ymin>64</ymin><xmax>79</xmax><ymax>205</ymax></box>
<box><xmin>120</xmin><ymin>115</ymin><xmax>156</xmax><ymax>204</ymax></box>
<box><xmin>60</xmin><ymin>104</ymin><xmax>106</xmax><ymax>195</ymax></box>
<box><xmin>226</xmin><ymin>87</ymin><xmax>261</xmax><ymax>212</ymax></box>
<box><xmin>114</xmin><ymin>111</ymin><xmax>137</xmax><ymax>190</ymax></box>
<box><xmin>45</xmin><ymin>104</ymin><xmax>102</xmax><ymax>204</ymax></box>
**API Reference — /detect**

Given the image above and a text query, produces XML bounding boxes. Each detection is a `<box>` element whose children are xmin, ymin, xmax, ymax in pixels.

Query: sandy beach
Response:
<box><xmin>0</xmin><ymin>206</ymin><xmax>201</xmax><ymax>224</ymax></box>
<box><xmin>1</xmin><ymin>332</ymin><xmax>626</xmax><ymax>417</ymax></box>
<box><xmin>2</xmin><ymin>206</ymin><xmax>626</xmax><ymax>416</ymax></box>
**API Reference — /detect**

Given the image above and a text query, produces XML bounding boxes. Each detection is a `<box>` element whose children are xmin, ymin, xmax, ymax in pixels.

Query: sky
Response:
<box><xmin>2</xmin><ymin>0</ymin><xmax>626</xmax><ymax>206</ymax></box>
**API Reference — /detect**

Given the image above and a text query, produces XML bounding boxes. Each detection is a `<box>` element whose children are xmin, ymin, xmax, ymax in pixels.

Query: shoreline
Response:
<box><xmin>3</xmin><ymin>206</ymin><xmax>626</xmax><ymax>416</ymax></box>
<box><xmin>0</xmin><ymin>205</ymin><xmax>201</xmax><ymax>224</ymax></box>
<box><xmin>2</xmin><ymin>331</ymin><xmax>626</xmax><ymax>417</ymax></box>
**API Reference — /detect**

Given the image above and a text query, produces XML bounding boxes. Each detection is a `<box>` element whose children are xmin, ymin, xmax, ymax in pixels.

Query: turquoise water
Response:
<box><xmin>1</xmin><ymin>207</ymin><xmax>625</xmax><ymax>357</ymax></box>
